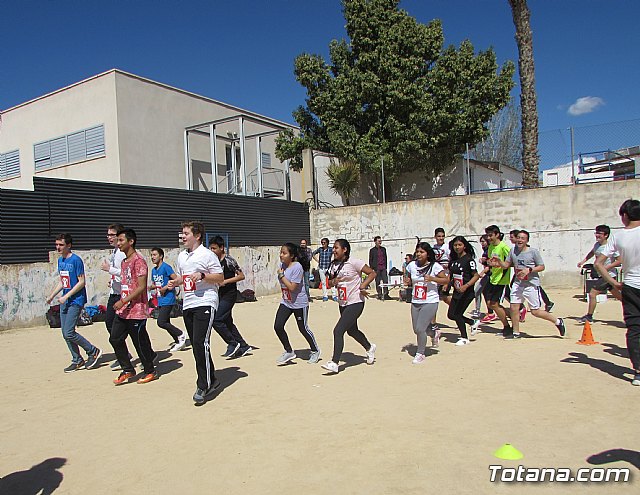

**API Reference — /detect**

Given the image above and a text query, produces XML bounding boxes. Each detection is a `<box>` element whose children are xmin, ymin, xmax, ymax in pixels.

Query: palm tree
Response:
<box><xmin>326</xmin><ymin>160</ymin><xmax>360</xmax><ymax>206</ymax></box>
<box><xmin>508</xmin><ymin>0</ymin><xmax>539</xmax><ymax>186</ymax></box>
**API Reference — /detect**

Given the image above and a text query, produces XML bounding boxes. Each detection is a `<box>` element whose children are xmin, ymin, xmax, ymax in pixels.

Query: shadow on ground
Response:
<box><xmin>0</xmin><ymin>457</ymin><xmax>66</xmax><ymax>494</ymax></box>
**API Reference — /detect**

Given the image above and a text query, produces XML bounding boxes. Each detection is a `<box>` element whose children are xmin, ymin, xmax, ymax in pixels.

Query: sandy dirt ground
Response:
<box><xmin>0</xmin><ymin>288</ymin><xmax>637</xmax><ymax>494</ymax></box>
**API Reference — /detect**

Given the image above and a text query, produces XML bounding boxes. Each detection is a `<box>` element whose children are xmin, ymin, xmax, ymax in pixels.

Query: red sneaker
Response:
<box><xmin>113</xmin><ymin>371</ymin><xmax>135</xmax><ymax>385</ymax></box>
<box><xmin>136</xmin><ymin>372</ymin><xmax>158</xmax><ymax>384</ymax></box>
<box><xmin>481</xmin><ymin>313</ymin><xmax>497</xmax><ymax>323</ymax></box>
<box><xmin>519</xmin><ymin>306</ymin><xmax>527</xmax><ymax>322</ymax></box>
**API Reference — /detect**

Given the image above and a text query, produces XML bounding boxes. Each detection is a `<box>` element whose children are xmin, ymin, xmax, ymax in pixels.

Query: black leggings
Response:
<box><xmin>332</xmin><ymin>302</ymin><xmax>371</xmax><ymax>363</ymax></box>
<box><xmin>274</xmin><ymin>304</ymin><xmax>318</xmax><ymax>353</ymax></box>
<box><xmin>448</xmin><ymin>290</ymin><xmax>475</xmax><ymax>339</ymax></box>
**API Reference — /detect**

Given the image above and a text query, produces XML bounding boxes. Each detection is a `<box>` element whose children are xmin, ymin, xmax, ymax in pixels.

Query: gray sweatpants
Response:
<box><xmin>411</xmin><ymin>302</ymin><xmax>439</xmax><ymax>355</ymax></box>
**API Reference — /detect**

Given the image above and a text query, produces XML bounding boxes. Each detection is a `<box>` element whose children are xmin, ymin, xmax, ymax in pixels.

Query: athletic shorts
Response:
<box><xmin>591</xmin><ymin>277</ymin><xmax>613</xmax><ymax>293</ymax></box>
<box><xmin>510</xmin><ymin>283</ymin><xmax>544</xmax><ymax>310</ymax></box>
<box><xmin>483</xmin><ymin>281</ymin><xmax>507</xmax><ymax>303</ymax></box>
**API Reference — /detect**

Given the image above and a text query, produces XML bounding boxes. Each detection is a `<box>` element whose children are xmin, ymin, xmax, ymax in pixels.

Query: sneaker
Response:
<box><xmin>519</xmin><ymin>306</ymin><xmax>527</xmax><ymax>322</ymax></box>
<box><xmin>470</xmin><ymin>320</ymin><xmax>482</xmax><ymax>336</ymax></box>
<box><xmin>193</xmin><ymin>379</ymin><xmax>221</xmax><ymax>405</ymax></box>
<box><xmin>545</xmin><ymin>301</ymin><xmax>555</xmax><ymax>313</ymax></box>
<box><xmin>502</xmin><ymin>326</ymin><xmax>513</xmax><ymax>338</ymax></box>
<box><xmin>481</xmin><ymin>313</ymin><xmax>497</xmax><ymax>323</ymax></box>
<box><xmin>170</xmin><ymin>333</ymin><xmax>187</xmax><ymax>352</ymax></box>
<box><xmin>632</xmin><ymin>374</ymin><xmax>640</xmax><ymax>386</ymax></box>
<box><xmin>556</xmin><ymin>318</ymin><xmax>566</xmax><ymax>337</ymax></box>
<box><xmin>333</xmin><ymin>296</ymin><xmax>338</xmax><ymax>302</ymax></box>
<box><xmin>321</xmin><ymin>361</ymin><xmax>339</xmax><ymax>373</ymax></box>
<box><xmin>412</xmin><ymin>353</ymin><xmax>426</xmax><ymax>364</ymax></box>
<box><xmin>85</xmin><ymin>348</ymin><xmax>102</xmax><ymax>369</ymax></box>
<box><xmin>366</xmin><ymin>343</ymin><xmax>377</xmax><ymax>364</ymax></box>
<box><xmin>383</xmin><ymin>294</ymin><xmax>393</xmax><ymax>300</ymax></box>
<box><xmin>113</xmin><ymin>371</ymin><xmax>135</xmax><ymax>385</ymax></box>
<box><xmin>276</xmin><ymin>351</ymin><xmax>296</xmax><ymax>365</ymax></box>
<box><xmin>432</xmin><ymin>329</ymin><xmax>441</xmax><ymax>348</ymax></box>
<box><xmin>64</xmin><ymin>361</ymin><xmax>85</xmax><ymax>373</ymax></box>
<box><xmin>578</xmin><ymin>314</ymin><xmax>594</xmax><ymax>324</ymax></box>
<box><xmin>470</xmin><ymin>309</ymin><xmax>481</xmax><ymax>319</ymax></box>
<box><xmin>322</xmin><ymin>296</ymin><xmax>328</xmax><ymax>302</ymax></box>
<box><xmin>222</xmin><ymin>342</ymin><xmax>241</xmax><ymax>358</ymax></box>
<box><xmin>504</xmin><ymin>332</ymin><xmax>521</xmax><ymax>340</ymax></box>
<box><xmin>232</xmin><ymin>345</ymin><xmax>252</xmax><ymax>358</ymax></box>
<box><xmin>308</xmin><ymin>350</ymin><xmax>321</xmax><ymax>364</ymax></box>
<box><xmin>137</xmin><ymin>371</ymin><xmax>158</xmax><ymax>384</ymax></box>
<box><xmin>455</xmin><ymin>338</ymin><xmax>470</xmax><ymax>346</ymax></box>
<box><xmin>110</xmin><ymin>360</ymin><xmax>121</xmax><ymax>371</ymax></box>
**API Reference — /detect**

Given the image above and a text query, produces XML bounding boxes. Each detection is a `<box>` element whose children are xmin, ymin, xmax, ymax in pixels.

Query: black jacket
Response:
<box><xmin>369</xmin><ymin>246</ymin><xmax>387</xmax><ymax>273</ymax></box>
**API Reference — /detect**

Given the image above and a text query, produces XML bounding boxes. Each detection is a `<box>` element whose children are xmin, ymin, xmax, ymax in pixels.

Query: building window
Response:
<box><xmin>34</xmin><ymin>124</ymin><xmax>105</xmax><ymax>171</ymax></box>
<box><xmin>0</xmin><ymin>149</ymin><xmax>20</xmax><ymax>180</ymax></box>
<box><xmin>261</xmin><ymin>152</ymin><xmax>271</xmax><ymax>168</ymax></box>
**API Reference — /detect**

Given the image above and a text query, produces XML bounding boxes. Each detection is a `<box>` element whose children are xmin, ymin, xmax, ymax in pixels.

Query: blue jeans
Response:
<box><xmin>60</xmin><ymin>303</ymin><xmax>96</xmax><ymax>364</ymax></box>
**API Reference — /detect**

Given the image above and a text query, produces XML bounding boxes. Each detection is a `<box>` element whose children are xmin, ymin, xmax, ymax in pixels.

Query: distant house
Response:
<box><xmin>309</xmin><ymin>153</ymin><xmax>522</xmax><ymax>206</ymax></box>
<box><xmin>542</xmin><ymin>145</ymin><xmax>640</xmax><ymax>187</ymax></box>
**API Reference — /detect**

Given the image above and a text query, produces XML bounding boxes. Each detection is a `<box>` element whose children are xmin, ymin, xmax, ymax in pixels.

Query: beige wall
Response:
<box><xmin>0</xmin><ymin>73</ymin><xmax>121</xmax><ymax>190</ymax></box>
<box><xmin>1</xmin><ymin>245</ymin><xmax>284</xmax><ymax>330</ymax></box>
<box><xmin>310</xmin><ymin>179</ymin><xmax>640</xmax><ymax>288</ymax></box>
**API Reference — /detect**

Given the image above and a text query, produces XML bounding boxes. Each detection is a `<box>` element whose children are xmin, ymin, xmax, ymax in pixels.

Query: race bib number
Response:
<box><xmin>183</xmin><ymin>276</ymin><xmax>196</xmax><ymax>292</ymax></box>
<box><xmin>337</xmin><ymin>285</ymin><xmax>347</xmax><ymax>302</ymax></box>
<box><xmin>60</xmin><ymin>271</ymin><xmax>71</xmax><ymax>289</ymax></box>
<box><xmin>281</xmin><ymin>287</ymin><xmax>291</xmax><ymax>301</ymax></box>
<box><xmin>453</xmin><ymin>273</ymin><xmax>464</xmax><ymax>290</ymax></box>
<box><xmin>516</xmin><ymin>268</ymin><xmax>529</xmax><ymax>280</ymax></box>
<box><xmin>155</xmin><ymin>281</ymin><xmax>162</xmax><ymax>295</ymax></box>
<box><xmin>121</xmin><ymin>284</ymin><xmax>131</xmax><ymax>301</ymax></box>
<box><xmin>413</xmin><ymin>283</ymin><xmax>427</xmax><ymax>300</ymax></box>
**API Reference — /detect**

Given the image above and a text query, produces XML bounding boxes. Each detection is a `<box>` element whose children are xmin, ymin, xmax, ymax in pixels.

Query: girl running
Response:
<box><xmin>404</xmin><ymin>242</ymin><xmax>448</xmax><ymax>364</ymax></box>
<box><xmin>274</xmin><ymin>243</ymin><xmax>321</xmax><ymax>365</ymax></box>
<box><xmin>447</xmin><ymin>236</ymin><xmax>481</xmax><ymax>345</ymax></box>
<box><xmin>321</xmin><ymin>239</ymin><xmax>377</xmax><ymax>374</ymax></box>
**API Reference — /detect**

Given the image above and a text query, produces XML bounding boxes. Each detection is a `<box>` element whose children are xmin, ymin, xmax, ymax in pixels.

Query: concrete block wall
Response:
<box><xmin>0</xmin><ymin>245</ymin><xmax>282</xmax><ymax>330</ymax></box>
<box><xmin>310</xmin><ymin>180</ymin><xmax>640</xmax><ymax>288</ymax></box>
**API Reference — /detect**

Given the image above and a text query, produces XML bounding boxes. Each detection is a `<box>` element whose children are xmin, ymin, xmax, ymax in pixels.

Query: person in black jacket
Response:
<box><xmin>369</xmin><ymin>236</ymin><xmax>391</xmax><ymax>300</ymax></box>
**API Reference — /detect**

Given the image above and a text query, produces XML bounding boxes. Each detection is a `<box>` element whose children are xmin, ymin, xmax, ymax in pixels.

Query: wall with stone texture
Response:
<box><xmin>310</xmin><ymin>180</ymin><xmax>640</xmax><ymax>288</ymax></box>
<box><xmin>1</xmin><ymin>245</ymin><xmax>283</xmax><ymax>330</ymax></box>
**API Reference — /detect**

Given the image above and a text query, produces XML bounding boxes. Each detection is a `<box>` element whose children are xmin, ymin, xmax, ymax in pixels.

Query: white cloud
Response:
<box><xmin>567</xmin><ymin>96</ymin><xmax>605</xmax><ymax>116</ymax></box>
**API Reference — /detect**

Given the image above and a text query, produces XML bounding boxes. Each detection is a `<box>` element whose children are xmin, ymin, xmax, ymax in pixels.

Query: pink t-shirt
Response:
<box><xmin>329</xmin><ymin>257</ymin><xmax>366</xmax><ymax>306</ymax></box>
<box><xmin>117</xmin><ymin>252</ymin><xmax>149</xmax><ymax>320</ymax></box>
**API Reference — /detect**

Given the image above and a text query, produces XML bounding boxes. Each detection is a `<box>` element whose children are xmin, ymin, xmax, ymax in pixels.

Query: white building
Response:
<box><xmin>0</xmin><ymin>69</ymin><xmax>308</xmax><ymax>201</ymax></box>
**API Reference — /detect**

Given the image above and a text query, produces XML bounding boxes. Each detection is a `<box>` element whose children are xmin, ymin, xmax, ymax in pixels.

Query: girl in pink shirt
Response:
<box><xmin>321</xmin><ymin>239</ymin><xmax>377</xmax><ymax>374</ymax></box>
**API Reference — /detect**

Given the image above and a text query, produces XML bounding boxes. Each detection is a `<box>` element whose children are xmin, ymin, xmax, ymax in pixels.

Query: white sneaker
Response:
<box><xmin>432</xmin><ymin>329</ymin><xmax>441</xmax><ymax>348</ymax></box>
<box><xmin>412</xmin><ymin>353</ymin><xmax>426</xmax><ymax>364</ymax></box>
<box><xmin>276</xmin><ymin>351</ymin><xmax>296</xmax><ymax>365</ymax></box>
<box><xmin>308</xmin><ymin>349</ymin><xmax>321</xmax><ymax>364</ymax></box>
<box><xmin>366</xmin><ymin>343</ymin><xmax>377</xmax><ymax>365</ymax></box>
<box><xmin>169</xmin><ymin>333</ymin><xmax>187</xmax><ymax>352</ymax></box>
<box><xmin>321</xmin><ymin>361</ymin><xmax>339</xmax><ymax>373</ymax></box>
<box><xmin>470</xmin><ymin>320</ymin><xmax>481</xmax><ymax>336</ymax></box>
<box><xmin>455</xmin><ymin>338</ymin><xmax>470</xmax><ymax>346</ymax></box>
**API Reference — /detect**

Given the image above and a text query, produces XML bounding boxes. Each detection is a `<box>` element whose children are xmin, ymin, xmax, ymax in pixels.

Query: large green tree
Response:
<box><xmin>276</xmin><ymin>0</ymin><xmax>515</xmax><ymax>194</ymax></box>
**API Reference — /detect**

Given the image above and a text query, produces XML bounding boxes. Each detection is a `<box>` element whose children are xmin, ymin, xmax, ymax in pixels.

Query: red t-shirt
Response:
<box><xmin>117</xmin><ymin>252</ymin><xmax>148</xmax><ymax>320</ymax></box>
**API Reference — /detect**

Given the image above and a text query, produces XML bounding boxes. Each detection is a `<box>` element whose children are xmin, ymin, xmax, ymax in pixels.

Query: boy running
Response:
<box><xmin>209</xmin><ymin>236</ymin><xmax>252</xmax><ymax>359</ymax></box>
<box><xmin>577</xmin><ymin>225</ymin><xmax>622</xmax><ymax>323</ymax></box>
<box><xmin>492</xmin><ymin>230</ymin><xmax>566</xmax><ymax>338</ymax></box>
<box><xmin>149</xmin><ymin>247</ymin><xmax>187</xmax><ymax>352</ymax></box>
<box><xmin>110</xmin><ymin>228</ymin><xmax>158</xmax><ymax>385</ymax></box>
<box><xmin>482</xmin><ymin>225</ymin><xmax>512</xmax><ymax>336</ymax></box>
<box><xmin>46</xmin><ymin>234</ymin><xmax>102</xmax><ymax>372</ymax></box>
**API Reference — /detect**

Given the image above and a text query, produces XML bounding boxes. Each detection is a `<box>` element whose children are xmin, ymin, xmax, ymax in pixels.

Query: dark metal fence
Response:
<box><xmin>0</xmin><ymin>177</ymin><xmax>310</xmax><ymax>264</ymax></box>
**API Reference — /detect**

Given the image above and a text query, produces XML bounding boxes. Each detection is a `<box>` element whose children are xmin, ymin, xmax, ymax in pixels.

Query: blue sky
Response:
<box><xmin>1</xmin><ymin>1</ymin><xmax>638</xmax><ymax>168</ymax></box>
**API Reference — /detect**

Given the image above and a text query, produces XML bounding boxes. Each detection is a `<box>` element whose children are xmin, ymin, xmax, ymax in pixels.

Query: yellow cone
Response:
<box><xmin>494</xmin><ymin>443</ymin><xmax>524</xmax><ymax>460</ymax></box>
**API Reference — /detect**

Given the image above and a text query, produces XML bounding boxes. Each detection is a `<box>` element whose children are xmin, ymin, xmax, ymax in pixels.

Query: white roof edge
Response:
<box><xmin>1</xmin><ymin>68</ymin><xmax>298</xmax><ymax>130</ymax></box>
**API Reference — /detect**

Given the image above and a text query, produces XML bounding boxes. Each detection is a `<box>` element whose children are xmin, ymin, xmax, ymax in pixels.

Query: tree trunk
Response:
<box><xmin>509</xmin><ymin>0</ymin><xmax>539</xmax><ymax>187</ymax></box>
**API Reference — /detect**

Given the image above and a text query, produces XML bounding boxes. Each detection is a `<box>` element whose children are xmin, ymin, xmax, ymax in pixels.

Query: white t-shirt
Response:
<box><xmin>177</xmin><ymin>244</ymin><xmax>223</xmax><ymax>310</ymax></box>
<box><xmin>593</xmin><ymin>241</ymin><xmax>618</xmax><ymax>277</ymax></box>
<box><xmin>432</xmin><ymin>243</ymin><xmax>450</xmax><ymax>268</ymax></box>
<box><xmin>602</xmin><ymin>227</ymin><xmax>640</xmax><ymax>290</ymax></box>
<box><xmin>406</xmin><ymin>261</ymin><xmax>444</xmax><ymax>304</ymax></box>
<box><xmin>108</xmin><ymin>248</ymin><xmax>126</xmax><ymax>295</ymax></box>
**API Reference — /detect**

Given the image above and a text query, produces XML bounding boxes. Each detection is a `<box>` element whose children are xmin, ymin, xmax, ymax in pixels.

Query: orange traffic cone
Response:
<box><xmin>577</xmin><ymin>321</ymin><xmax>599</xmax><ymax>345</ymax></box>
